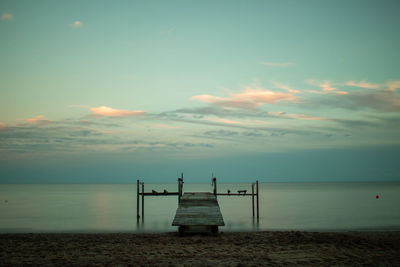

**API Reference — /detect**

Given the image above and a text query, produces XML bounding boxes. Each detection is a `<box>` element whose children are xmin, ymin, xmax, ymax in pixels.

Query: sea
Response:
<box><xmin>0</xmin><ymin>182</ymin><xmax>399</xmax><ymax>233</ymax></box>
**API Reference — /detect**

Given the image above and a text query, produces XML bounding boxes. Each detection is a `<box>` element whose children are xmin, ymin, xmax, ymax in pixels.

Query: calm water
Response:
<box><xmin>0</xmin><ymin>182</ymin><xmax>399</xmax><ymax>233</ymax></box>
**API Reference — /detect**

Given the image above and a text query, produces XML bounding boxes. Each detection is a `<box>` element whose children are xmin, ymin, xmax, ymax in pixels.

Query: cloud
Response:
<box><xmin>344</xmin><ymin>80</ymin><xmax>400</xmax><ymax>93</ymax></box>
<box><xmin>204</xmin><ymin>130</ymin><xmax>239</xmax><ymax>137</ymax></box>
<box><xmin>175</xmin><ymin>106</ymin><xmax>327</xmax><ymax>123</ymax></box>
<box><xmin>307</xmin><ymin>79</ymin><xmax>348</xmax><ymax>95</ymax></box>
<box><xmin>273</xmin><ymin>82</ymin><xmax>301</xmax><ymax>93</ymax></box>
<box><xmin>307</xmin><ymin>79</ymin><xmax>336</xmax><ymax>91</ymax></box>
<box><xmin>345</xmin><ymin>81</ymin><xmax>381</xmax><ymax>89</ymax></box>
<box><xmin>340</xmin><ymin>80</ymin><xmax>400</xmax><ymax>111</ymax></box>
<box><xmin>386</xmin><ymin>81</ymin><xmax>400</xmax><ymax>92</ymax></box>
<box><xmin>209</xmin><ymin>118</ymin><xmax>243</xmax><ymax>124</ymax></box>
<box><xmin>347</xmin><ymin>90</ymin><xmax>400</xmax><ymax>112</ymax></box>
<box><xmin>25</xmin><ymin>115</ymin><xmax>50</xmax><ymax>124</ymax></box>
<box><xmin>0</xmin><ymin>121</ymin><xmax>215</xmax><ymax>155</ymax></box>
<box><xmin>304</xmin><ymin>84</ymin><xmax>400</xmax><ymax>112</ymax></box>
<box><xmin>192</xmin><ymin>85</ymin><xmax>298</xmax><ymax>109</ymax></box>
<box><xmin>150</xmin><ymin>124</ymin><xmax>181</xmax><ymax>129</ymax></box>
<box><xmin>90</xmin><ymin>106</ymin><xmax>145</xmax><ymax>117</ymax></box>
<box><xmin>69</xmin><ymin>21</ymin><xmax>83</xmax><ymax>28</ymax></box>
<box><xmin>261</xmin><ymin>62</ymin><xmax>294</xmax><ymax>67</ymax></box>
<box><xmin>1</xmin><ymin>13</ymin><xmax>13</xmax><ymax>21</ymax></box>
<box><xmin>268</xmin><ymin>112</ymin><xmax>326</xmax><ymax>121</ymax></box>
<box><xmin>306</xmin><ymin>90</ymin><xmax>348</xmax><ymax>95</ymax></box>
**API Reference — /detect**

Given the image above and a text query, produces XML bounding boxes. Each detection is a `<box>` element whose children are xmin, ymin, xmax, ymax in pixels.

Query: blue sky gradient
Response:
<box><xmin>1</xmin><ymin>0</ymin><xmax>399</xmax><ymax>183</ymax></box>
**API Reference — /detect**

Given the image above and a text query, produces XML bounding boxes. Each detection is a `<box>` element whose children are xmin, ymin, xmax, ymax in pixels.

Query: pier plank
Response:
<box><xmin>172</xmin><ymin>192</ymin><xmax>225</xmax><ymax>226</ymax></box>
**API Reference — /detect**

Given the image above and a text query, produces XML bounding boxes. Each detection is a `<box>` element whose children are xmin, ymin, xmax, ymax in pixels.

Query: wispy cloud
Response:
<box><xmin>307</xmin><ymin>79</ymin><xmax>336</xmax><ymax>91</ymax></box>
<box><xmin>150</xmin><ymin>124</ymin><xmax>181</xmax><ymax>129</ymax></box>
<box><xmin>261</xmin><ymin>62</ymin><xmax>294</xmax><ymax>67</ymax></box>
<box><xmin>192</xmin><ymin>84</ymin><xmax>298</xmax><ymax>109</ymax></box>
<box><xmin>68</xmin><ymin>21</ymin><xmax>83</xmax><ymax>28</ymax></box>
<box><xmin>345</xmin><ymin>80</ymin><xmax>400</xmax><ymax>93</ymax></box>
<box><xmin>386</xmin><ymin>81</ymin><xmax>400</xmax><ymax>92</ymax></box>
<box><xmin>25</xmin><ymin>115</ymin><xmax>50</xmax><ymax>124</ymax></box>
<box><xmin>175</xmin><ymin>106</ymin><xmax>326</xmax><ymax>122</ymax></box>
<box><xmin>1</xmin><ymin>13</ymin><xmax>13</xmax><ymax>21</ymax></box>
<box><xmin>90</xmin><ymin>106</ymin><xmax>145</xmax><ymax>117</ymax></box>
<box><xmin>209</xmin><ymin>118</ymin><xmax>243</xmax><ymax>125</ymax></box>
<box><xmin>0</xmin><ymin>121</ymin><xmax>214</xmax><ymax>155</ymax></box>
<box><xmin>347</xmin><ymin>90</ymin><xmax>400</xmax><ymax>112</ymax></box>
<box><xmin>273</xmin><ymin>82</ymin><xmax>301</xmax><ymax>93</ymax></box>
<box><xmin>345</xmin><ymin>81</ymin><xmax>381</xmax><ymax>89</ymax></box>
<box><xmin>307</xmin><ymin>79</ymin><xmax>348</xmax><ymax>95</ymax></box>
<box><xmin>268</xmin><ymin>112</ymin><xmax>326</xmax><ymax>121</ymax></box>
<box><xmin>304</xmin><ymin>79</ymin><xmax>400</xmax><ymax>112</ymax></box>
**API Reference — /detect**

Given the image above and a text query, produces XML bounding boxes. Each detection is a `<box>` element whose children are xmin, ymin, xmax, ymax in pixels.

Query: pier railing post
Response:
<box><xmin>178</xmin><ymin>173</ymin><xmax>183</xmax><ymax>203</ymax></box>
<box><xmin>256</xmin><ymin>180</ymin><xmax>259</xmax><ymax>219</ymax></box>
<box><xmin>252</xmin><ymin>183</ymin><xmax>255</xmax><ymax>217</ymax></box>
<box><xmin>137</xmin><ymin>179</ymin><xmax>140</xmax><ymax>219</ymax></box>
<box><xmin>178</xmin><ymin>178</ymin><xmax>181</xmax><ymax>204</ymax></box>
<box><xmin>212</xmin><ymin>177</ymin><xmax>217</xmax><ymax>197</ymax></box>
<box><xmin>141</xmin><ymin>182</ymin><xmax>144</xmax><ymax>219</ymax></box>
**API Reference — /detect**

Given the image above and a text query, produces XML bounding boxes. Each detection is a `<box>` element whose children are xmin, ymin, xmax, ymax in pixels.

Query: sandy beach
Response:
<box><xmin>0</xmin><ymin>231</ymin><xmax>399</xmax><ymax>266</ymax></box>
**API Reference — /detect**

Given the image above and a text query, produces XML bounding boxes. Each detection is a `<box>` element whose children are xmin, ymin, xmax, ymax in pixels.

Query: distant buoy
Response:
<box><xmin>376</xmin><ymin>195</ymin><xmax>379</xmax><ymax>199</ymax></box>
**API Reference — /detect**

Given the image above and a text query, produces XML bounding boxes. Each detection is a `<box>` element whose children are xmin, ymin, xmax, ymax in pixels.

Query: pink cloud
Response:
<box><xmin>320</xmin><ymin>82</ymin><xmax>336</xmax><ymax>91</ymax></box>
<box><xmin>273</xmin><ymin>82</ymin><xmax>301</xmax><ymax>93</ymax></box>
<box><xmin>192</xmin><ymin>86</ymin><xmax>298</xmax><ymax>109</ymax></box>
<box><xmin>25</xmin><ymin>115</ymin><xmax>50</xmax><ymax>124</ymax></box>
<box><xmin>307</xmin><ymin>79</ymin><xmax>349</xmax><ymax>95</ymax></box>
<box><xmin>69</xmin><ymin>21</ymin><xmax>83</xmax><ymax>28</ymax></box>
<box><xmin>0</xmin><ymin>122</ymin><xmax>6</xmax><ymax>130</ymax></box>
<box><xmin>307</xmin><ymin>79</ymin><xmax>336</xmax><ymax>91</ymax></box>
<box><xmin>261</xmin><ymin>62</ymin><xmax>294</xmax><ymax>67</ymax></box>
<box><xmin>344</xmin><ymin>80</ymin><xmax>400</xmax><ymax>92</ymax></box>
<box><xmin>345</xmin><ymin>81</ymin><xmax>381</xmax><ymax>89</ymax></box>
<box><xmin>90</xmin><ymin>106</ymin><xmax>144</xmax><ymax>117</ymax></box>
<box><xmin>386</xmin><ymin>81</ymin><xmax>400</xmax><ymax>92</ymax></box>
<box><xmin>335</xmin><ymin>91</ymin><xmax>349</xmax><ymax>95</ymax></box>
<box><xmin>306</xmin><ymin>90</ymin><xmax>348</xmax><ymax>95</ymax></box>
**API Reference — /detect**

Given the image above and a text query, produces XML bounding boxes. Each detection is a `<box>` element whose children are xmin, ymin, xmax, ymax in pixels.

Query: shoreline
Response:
<box><xmin>1</xmin><ymin>231</ymin><xmax>399</xmax><ymax>266</ymax></box>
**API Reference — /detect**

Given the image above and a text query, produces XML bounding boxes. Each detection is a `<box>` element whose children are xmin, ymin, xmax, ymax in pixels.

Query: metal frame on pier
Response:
<box><xmin>136</xmin><ymin>173</ymin><xmax>184</xmax><ymax>219</ymax></box>
<box><xmin>212</xmin><ymin>177</ymin><xmax>260</xmax><ymax>219</ymax></box>
<box><xmin>136</xmin><ymin>173</ymin><xmax>259</xmax><ymax>220</ymax></box>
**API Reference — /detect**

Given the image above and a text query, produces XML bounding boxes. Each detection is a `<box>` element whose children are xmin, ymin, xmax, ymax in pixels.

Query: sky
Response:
<box><xmin>0</xmin><ymin>0</ymin><xmax>399</xmax><ymax>183</ymax></box>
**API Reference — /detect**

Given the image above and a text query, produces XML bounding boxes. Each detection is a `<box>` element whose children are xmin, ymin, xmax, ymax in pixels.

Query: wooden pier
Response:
<box><xmin>172</xmin><ymin>192</ymin><xmax>224</xmax><ymax>234</ymax></box>
<box><xmin>136</xmin><ymin>173</ymin><xmax>260</xmax><ymax>233</ymax></box>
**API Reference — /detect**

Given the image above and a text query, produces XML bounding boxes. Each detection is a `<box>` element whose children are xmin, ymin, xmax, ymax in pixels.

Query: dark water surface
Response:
<box><xmin>0</xmin><ymin>182</ymin><xmax>399</xmax><ymax>233</ymax></box>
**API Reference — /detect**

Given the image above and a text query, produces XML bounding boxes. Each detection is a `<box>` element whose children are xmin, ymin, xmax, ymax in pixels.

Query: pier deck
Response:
<box><xmin>172</xmin><ymin>192</ymin><xmax>224</xmax><ymax>231</ymax></box>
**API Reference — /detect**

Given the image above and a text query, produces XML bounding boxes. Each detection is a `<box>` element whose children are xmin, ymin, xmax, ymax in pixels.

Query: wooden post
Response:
<box><xmin>213</xmin><ymin>177</ymin><xmax>217</xmax><ymax>197</ymax></box>
<box><xmin>178</xmin><ymin>177</ymin><xmax>181</xmax><ymax>204</ymax></box>
<box><xmin>141</xmin><ymin>182</ymin><xmax>144</xmax><ymax>218</ymax></box>
<box><xmin>252</xmin><ymin>183</ymin><xmax>255</xmax><ymax>217</ymax></box>
<box><xmin>178</xmin><ymin>173</ymin><xmax>183</xmax><ymax>203</ymax></box>
<box><xmin>137</xmin><ymin>179</ymin><xmax>140</xmax><ymax>219</ymax></box>
<box><xmin>256</xmin><ymin>180</ymin><xmax>259</xmax><ymax>219</ymax></box>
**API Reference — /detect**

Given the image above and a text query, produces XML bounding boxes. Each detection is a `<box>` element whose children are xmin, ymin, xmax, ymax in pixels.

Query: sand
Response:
<box><xmin>1</xmin><ymin>231</ymin><xmax>399</xmax><ymax>266</ymax></box>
